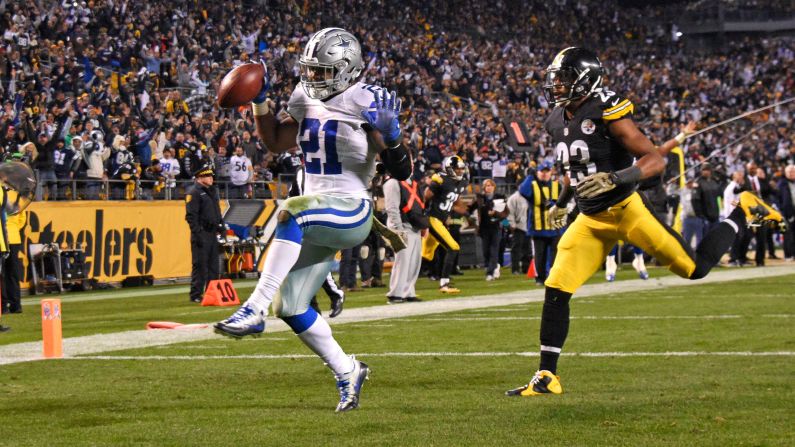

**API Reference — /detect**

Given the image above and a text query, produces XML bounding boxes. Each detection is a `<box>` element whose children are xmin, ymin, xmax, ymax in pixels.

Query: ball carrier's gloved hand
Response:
<box><xmin>361</xmin><ymin>89</ymin><xmax>402</xmax><ymax>147</ymax></box>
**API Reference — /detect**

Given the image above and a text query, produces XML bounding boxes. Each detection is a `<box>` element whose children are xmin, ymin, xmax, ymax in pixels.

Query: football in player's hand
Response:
<box><xmin>217</xmin><ymin>63</ymin><xmax>265</xmax><ymax>108</ymax></box>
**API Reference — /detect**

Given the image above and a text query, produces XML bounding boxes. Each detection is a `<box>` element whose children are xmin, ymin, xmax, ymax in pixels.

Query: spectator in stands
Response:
<box><xmin>228</xmin><ymin>145</ymin><xmax>252</xmax><ymax>199</ymax></box>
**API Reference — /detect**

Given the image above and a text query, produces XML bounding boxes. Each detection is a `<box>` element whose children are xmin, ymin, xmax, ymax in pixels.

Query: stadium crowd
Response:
<box><xmin>0</xmin><ymin>0</ymin><xmax>793</xmax><ymax>276</ymax></box>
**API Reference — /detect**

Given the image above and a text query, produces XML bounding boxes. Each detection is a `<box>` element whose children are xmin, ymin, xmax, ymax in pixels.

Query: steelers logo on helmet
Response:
<box><xmin>543</xmin><ymin>47</ymin><xmax>604</xmax><ymax>107</ymax></box>
<box><xmin>581</xmin><ymin>119</ymin><xmax>596</xmax><ymax>135</ymax></box>
<box><xmin>442</xmin><ymin>155</ymin><xmax>467</xmax><ymax>181</ymax></box>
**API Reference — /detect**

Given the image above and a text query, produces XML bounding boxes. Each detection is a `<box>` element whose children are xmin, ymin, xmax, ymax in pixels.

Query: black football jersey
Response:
<box><xmin>428</xmin><ymin>173</ymin><xmax>468</xmax><ymax>220</ymax></box>
<box><xmin>545</xmin><ymin>89</ymin><xmax>637</xmax><ymax>215</ymax></box>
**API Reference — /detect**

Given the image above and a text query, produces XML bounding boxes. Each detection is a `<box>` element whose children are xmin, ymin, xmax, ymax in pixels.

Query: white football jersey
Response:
<box><xmin>159</xmin><ymin>157</ymin><xmax>180</xmax><ymax>178</ymax></box>
<box><xmin>287</xmin><ymin>82</ymin><xmax>383</xmax><ymax>199</ymax></box>
<box><xmin>229</xmin><ymin>154</ymin><xmax>253</xmax><ymax>185</ymax></box>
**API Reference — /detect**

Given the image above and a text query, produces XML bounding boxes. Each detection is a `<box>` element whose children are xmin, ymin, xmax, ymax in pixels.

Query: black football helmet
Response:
<box><xmin>442</xmin><ymin>155</ymin><xmax>467</xmax><ymax>181</ymax></box>
<box><xmin>543</xmin><ymin>47</ymin><xmax>604</xmax><ymax>107</ymax></box>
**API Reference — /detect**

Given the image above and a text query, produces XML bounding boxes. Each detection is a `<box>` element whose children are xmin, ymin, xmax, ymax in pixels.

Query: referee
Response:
<box><xmin>185</xmin><ymin>162</ymin><xmax>224</xmax><ymax>303</ymax></box>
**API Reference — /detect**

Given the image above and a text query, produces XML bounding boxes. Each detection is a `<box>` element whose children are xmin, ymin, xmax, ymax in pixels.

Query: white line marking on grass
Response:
<box><xmin>2</xmin><ymin>265</ymin><xmax>794</xmax><ymax>366</ymax></box>
<box><xmin>69</xmin><ymin>351</ymin><xmax>795</xmax><ymax>361</ymax></box>
<box><xmin>397</xmin><ymin>315</ymin><xmax>745</xmax><ymax>322</ymax></box>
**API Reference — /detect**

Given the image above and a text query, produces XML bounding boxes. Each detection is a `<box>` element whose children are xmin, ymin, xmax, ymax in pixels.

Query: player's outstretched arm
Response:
<box><xmin>251</xmin><ymin>61</ymin><xmax>298</xmax><ymax>154</ymax></box>
<box><xmin>362</xmin><ymin>90</ymin><xmax>412</xmax><ymax>181</ymax></box>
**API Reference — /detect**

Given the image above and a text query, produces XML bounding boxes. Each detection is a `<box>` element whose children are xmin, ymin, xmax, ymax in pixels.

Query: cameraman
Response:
<box><xmin>185</xmin><ymin>163</ymin><xmax>224</xmax><ymax>303</ymax></box>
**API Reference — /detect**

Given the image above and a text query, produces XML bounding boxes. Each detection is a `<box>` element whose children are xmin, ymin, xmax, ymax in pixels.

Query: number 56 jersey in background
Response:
<box><xmin>545</xmin><ymin>88</ymin><xmax>637</xmax><ymax>215</ymax></box>
<box><xmin>286</xmin><ymin>82</ymin><xmax>387</xmax><ymax>200</ymax></box>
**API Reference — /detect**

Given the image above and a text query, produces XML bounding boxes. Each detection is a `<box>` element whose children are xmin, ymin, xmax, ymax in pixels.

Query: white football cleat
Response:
<box><xmin>335</xmin><ymin>355</ymin><xmax>370</xmax><ymax>412</ymax></box>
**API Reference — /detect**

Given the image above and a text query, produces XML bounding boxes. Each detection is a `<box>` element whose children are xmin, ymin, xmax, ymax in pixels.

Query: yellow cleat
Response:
<box><xmin>736</xmin><ymin>191</ymin><xmax>783</xmax><ymax>227</ymax></box>
<box><xmin>506</xmin><ymin>370</ymin><xmax>563</xmax><ymax>396</ymax></box>
<box><xmin>439</xmin><ymin>285</ymin><xmax>460</xmax><ymax>294</ymax></box>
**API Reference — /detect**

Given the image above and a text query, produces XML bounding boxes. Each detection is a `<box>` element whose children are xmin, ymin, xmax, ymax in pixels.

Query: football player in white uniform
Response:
<box><xmin>214</xmin><ymin>28</ymin><xmax>412</xmax><ymax>412</ymax></box>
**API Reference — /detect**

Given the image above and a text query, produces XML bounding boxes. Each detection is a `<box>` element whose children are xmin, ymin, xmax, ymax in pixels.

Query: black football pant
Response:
<box><xmin>533</xmin><ymin>235</ymin><xmax>559</xmax><ymax>283</ymax></box>
<box><xmin>190</xmin><ymin>231</ymin><xmax>219</xmax><ymax>302</ymax></box>
<box><xmin>511</xmin><ymin>229</ymin><xmax>530</xmax><ymax>274</ymax></box>
<box><xmin>2</xmin><ymin>244</ymin><xmax>22</xmax><ymax>312</ymax></box>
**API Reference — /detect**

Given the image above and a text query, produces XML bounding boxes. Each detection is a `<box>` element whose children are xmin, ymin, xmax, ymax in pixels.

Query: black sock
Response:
<box><xmin>539</xmin><ymin>287</ymin><xmax>572</xmax><ymax>374</ymax></box>
<box><xmin>691</xmin><ymin>210</ymin><xmax>744</xmax><ymax>279</ymax></box>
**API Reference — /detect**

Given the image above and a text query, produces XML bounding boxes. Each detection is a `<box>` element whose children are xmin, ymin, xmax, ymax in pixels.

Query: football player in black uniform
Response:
<box><xmin>422</xmin><ymin>156</ymin><xmax>469</xmax><ymax>293</ymax></box>
<box><xmin>507</xmin><ymin>47</ymin><xmax>782</xmax><ymax>397</ymax></box>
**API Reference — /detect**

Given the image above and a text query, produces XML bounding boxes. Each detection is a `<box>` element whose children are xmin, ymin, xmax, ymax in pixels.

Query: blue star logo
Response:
<box><xmin>333</xmin><ymin>36</ymin><xmax>355</xmax><ymax>58</ymax></box>
<box><xmin>335</xmin><ymin>37</ymin><xmax>351</xmax><ymax>49</ymax></box>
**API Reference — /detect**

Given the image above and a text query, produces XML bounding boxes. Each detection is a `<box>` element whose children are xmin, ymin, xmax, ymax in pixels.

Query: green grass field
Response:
<box><xmin>0</xmin><ymin>267</ymin><xmax>793</xmax><ymax>446</ymax></box>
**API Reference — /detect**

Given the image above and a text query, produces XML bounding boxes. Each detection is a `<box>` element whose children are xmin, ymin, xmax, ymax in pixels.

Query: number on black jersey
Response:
<box><xmin>556</xmin><ymin>139</ymin><xmax>597</xmax><ymax>185</ymax></box>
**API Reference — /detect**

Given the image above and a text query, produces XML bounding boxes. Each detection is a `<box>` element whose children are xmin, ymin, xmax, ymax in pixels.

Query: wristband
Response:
<box><xmin>674</xmin><ymin>132</ymin><xmax>686</xmax><ymax>145</ymax></box>
<box><xmin>611</xmin><ymin>165</ymin><xmax>642</xmax><ymax>185</ymax></box>
<box><xmin>252</xmin><ymin>100</ymin><xmax>270</xmax><ymax>116</ymax></box>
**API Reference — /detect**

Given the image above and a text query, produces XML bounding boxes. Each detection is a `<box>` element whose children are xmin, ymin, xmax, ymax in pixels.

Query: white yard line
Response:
<box><xmin>1</xmin><ymin>265</ymin><xmax>794</xmax><ymax>366</ymax></box>
<box><xmin>70</xmin><ymin>351</ymin><xmax>795</xmax><ymax>361</ymax></box>
<box><xmin>395</xmin><ymin>315</ymin><xmax>748</xmax><ymax>322</ymax></box>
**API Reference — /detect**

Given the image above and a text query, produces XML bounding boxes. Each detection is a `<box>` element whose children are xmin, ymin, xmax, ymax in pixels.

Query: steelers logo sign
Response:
<box><xmin>581</xmin><ymin>119</ymin><xmax>596</xmax><ymax>135</ymax></box>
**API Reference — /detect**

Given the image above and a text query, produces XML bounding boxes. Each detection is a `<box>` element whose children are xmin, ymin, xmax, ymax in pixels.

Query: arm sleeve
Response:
<box><xmin>383</xmin><ymin>179</ymin><xmax>402</xmax><ymax>230</ymax></box>
<box><xmin>379</xmin><ymin>143</ymin><xmax>412</xmax><ymax>181</ymax></box>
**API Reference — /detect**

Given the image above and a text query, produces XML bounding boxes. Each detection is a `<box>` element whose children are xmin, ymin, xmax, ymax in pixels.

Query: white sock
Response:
<box><xmin>605</xmin><ymin>255</ymin><xmax>617</xmax><ymax>276</ymax></box>
<box><xmin>633</xmin><ymin>253</ymin><xmax>646</xmax><ymax>271</ymax></box>
<box><xmin>296</xmin><ymin>316</ymin><xmax>354</xmax><ymax>377</ymax></box>
<box><xmin>244</xmin><ymin>239</ymin><xmax>301</xmax><ymax>316</ymax></box>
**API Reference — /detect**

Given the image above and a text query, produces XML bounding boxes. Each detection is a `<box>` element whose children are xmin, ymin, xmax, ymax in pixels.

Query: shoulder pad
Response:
<box><xmin>431</xmin><ymin>173</ymin><xmax>444</xmax><ymax>184</ymax></box>
<box><xmin>593</xmin><ymin>90</ymin><xmax>634</xmax><ymax>122</ymax></box>
<box><xmin>350</xmin><ymin>82</ymin><xmax>386</xmax><ymax>115</ymax></box>
<box><xmin>286</xmin><ymin>85</ymin><xmax>308</xmax><ymax>122</ymax></box>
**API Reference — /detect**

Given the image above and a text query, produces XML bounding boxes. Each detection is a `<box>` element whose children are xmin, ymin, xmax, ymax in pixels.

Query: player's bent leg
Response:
<box><xmin>428</xmin><ymin>217</ymin><xmax>461</xmax><ymax>292</ymax></box>
<box><xmin>214</xmin><ymin>207</ymin><xmax>304</xmax><ymax>338</ymax></box>
<box><xmin>216</xmin><ymin>196</ymin><xmax>372</xmax><ymax>339</ymax></box>
<box><xmin>545</xmin><ymin>214</ymin><xmax>616</xmax><ymax>294</ymax></box>
<box><xmin>421</xmin><ymin>218</ymin><xmax>443</xmax><ymax>261</ymax></box>
<box><xmin>622</xmin><ymin>192</ymin><xmax>742</xmax><ymax>280</ymax></box>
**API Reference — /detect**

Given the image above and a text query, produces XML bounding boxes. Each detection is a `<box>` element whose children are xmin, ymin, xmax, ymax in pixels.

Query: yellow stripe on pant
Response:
<box><xmin>422</xmin><ymin>216</ymin><xmax>460</xmax><ymax>261</ymax></box>
<box><xmin>546</xmin><ymin>192</ymin><xmax>696</xmax><ymax>293</ymax></box>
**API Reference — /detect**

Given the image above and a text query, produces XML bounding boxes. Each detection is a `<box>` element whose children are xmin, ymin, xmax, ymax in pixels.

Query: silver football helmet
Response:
<box><xmin>299</xmin><ymin>28</ymin><xmax>364</xmax><ymax>100</ymax></box>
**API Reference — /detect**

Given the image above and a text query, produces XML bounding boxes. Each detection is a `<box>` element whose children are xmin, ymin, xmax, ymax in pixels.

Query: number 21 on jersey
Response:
<box><xmin>300</xmin><ymin>118</ymin><xmax>342</xmax><ymax>175</ymax></box>
<box><xmin>556</xmin><ymin>139</ymin><xmax>596</xmax><ymax>185</ymax></box>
